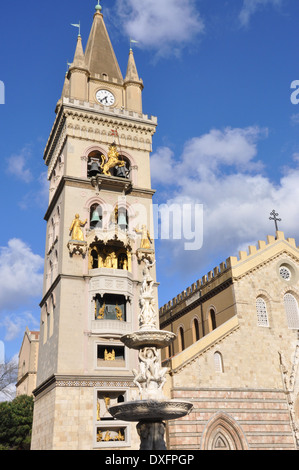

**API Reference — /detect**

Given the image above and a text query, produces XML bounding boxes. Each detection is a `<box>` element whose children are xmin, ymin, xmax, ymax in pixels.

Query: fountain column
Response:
<box><xmin>109</xmin><ymin>257</ymin><xmax>193</xmax><ymax>450</ymax></box>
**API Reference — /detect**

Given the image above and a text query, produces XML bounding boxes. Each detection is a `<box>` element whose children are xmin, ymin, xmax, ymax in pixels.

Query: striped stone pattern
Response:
<box><xmin>167</xmin><ymin>388</ymin><xmax>295</xmax><ymax>451</ymax></box>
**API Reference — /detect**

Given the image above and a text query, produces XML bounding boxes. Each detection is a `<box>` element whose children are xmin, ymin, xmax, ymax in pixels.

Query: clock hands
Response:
<box><xmin>100</xmin><ymin>96</ymin><xmax>109</xmax><ymax>104</ymax></box>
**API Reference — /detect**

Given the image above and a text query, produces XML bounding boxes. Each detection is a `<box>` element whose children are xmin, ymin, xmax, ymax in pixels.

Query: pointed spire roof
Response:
<box><xmin>125</xmin><ymin>49</ymin><xmax>141</xmax><ymax>83</ymax></box>
<box><xmin>71</xmin><ymin>34</ymin><xmax>86</xmax><ymax>69</ymax></box>
<box><xmin>84</xmin><ymin>6</ymin><xmax>123</xmax><ymax>82</ymax></box>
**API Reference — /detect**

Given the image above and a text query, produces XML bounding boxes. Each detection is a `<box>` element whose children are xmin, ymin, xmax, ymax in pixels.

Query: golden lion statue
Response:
<box><xmin>100</xmin><ymin>143</ymin><xmax>125</xmax><ymax>176</ymax></box>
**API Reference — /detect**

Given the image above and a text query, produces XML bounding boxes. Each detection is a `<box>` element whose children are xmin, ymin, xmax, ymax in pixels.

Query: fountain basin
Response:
<box><xmin>121</xmin><ymin>330</ymin><xmax>176</xmax><ymax>350</ymax></box>
<box><xmin>109</xmin><ymin>399</ymin><xmax>193</xmax><ymax>422</ymax></box>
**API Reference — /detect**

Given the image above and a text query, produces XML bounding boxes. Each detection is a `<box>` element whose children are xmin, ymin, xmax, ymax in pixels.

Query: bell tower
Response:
<box><xmin>31</xmin><ymin>3</ymin><xmax>158</xmax><ymax>450</ymax></box>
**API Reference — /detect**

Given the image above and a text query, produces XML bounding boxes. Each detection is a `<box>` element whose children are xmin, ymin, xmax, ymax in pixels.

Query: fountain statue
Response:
<box><xmin>109</xmin><ymin>256</ymin><xmax>193</xmax><ymax>450</ymax></box>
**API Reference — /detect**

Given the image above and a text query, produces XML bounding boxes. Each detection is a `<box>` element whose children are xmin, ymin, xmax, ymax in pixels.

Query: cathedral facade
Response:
<box><xmin>160</xmin><ymin>231</ymin><xmax>299</xmax><ymax>450</ymax></box>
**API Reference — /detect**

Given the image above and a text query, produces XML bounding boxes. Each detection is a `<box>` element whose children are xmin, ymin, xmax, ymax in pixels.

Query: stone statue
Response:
<box><xmin>138</xmin><ymin>258</ymin><xmax>157</xmax><ymax>329</ymax></box>
<box><xmin>69</xmin><ymin>214</ymin><xmax>87</xmax><ymax>241</ymax></box>
<box><xmin>132</xmin><ymin>347</ymin><xmax>168</xmax><ymax>398</ymax></box>
<box><xmin>137</xmin><ymin>421</ymin><xmax>167</xmax><ymax>450</ymax></box>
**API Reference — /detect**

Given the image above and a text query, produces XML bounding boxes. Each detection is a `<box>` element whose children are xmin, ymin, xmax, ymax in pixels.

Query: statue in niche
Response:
<box><xmin>96</xmin><ymin>302</ymin><xmax>105</xmax><ymax>320</ymax></box>
<box><xmin>118</xmin><ymin>253</ymin><xmax>128</xmax><ymax>270</ymax></box>
<box><xmin>104</xmin><ymin>349</ymin><xmax>115</xmax><ymax>361</ymax></box>
<box><xmin>69</xmin><ymin>214</ymin><xmax>87</xmax><ymax>241</ymax></box>
<box><xmin>104</xmin><ymin>431</ymin><xmax>112</xmax><ymax>442</ymax></box>
<box><xmin>115</xmin><ymin>304</ymin><xmax>123</xmax><ymax>321</ymax></box>
<box><xmin>115</xmin><ymin>430</ymin><xmax>125</xmax><ymax>441</ymax></box>
<box><xmin>134</xmin><ymin>225</ymin><xmax>152</xmax><ymax>249</ymax></box>
<box><xmin>105</xmin><ymin>254</ymin><xmax>113</xmax><ymax>268</ymax></box>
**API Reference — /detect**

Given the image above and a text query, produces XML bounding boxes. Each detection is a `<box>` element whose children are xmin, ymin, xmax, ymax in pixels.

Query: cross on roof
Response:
<box><xmin>269</xmin><ymin>210</ymin><xmax>281</xmax><ymax>232</ymax></box>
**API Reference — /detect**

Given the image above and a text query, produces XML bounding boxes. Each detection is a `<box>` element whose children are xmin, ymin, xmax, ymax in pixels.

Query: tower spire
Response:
<box><xmin>124</xmin><ymin>47</ymin><xmax>144</xmax><ymax>113</ymax></box>
<box><xmin>84</xmin><ymin>2</ymin><xmax>123</xmax><ymax>81</ymax></box>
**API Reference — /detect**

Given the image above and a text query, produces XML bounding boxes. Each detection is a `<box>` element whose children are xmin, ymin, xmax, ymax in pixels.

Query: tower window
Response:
<box><xmin>256</xmin><ymin>297</ymin><xmax>269</xmax><ymax>327</ymax></box>
<box><xmin>97</xmin><ymin>345</ymin><xmax>125</xmax><ymax>368</ymax></box>
<box><xmin>87</xmin><ymin>151</ymin><xmax>102</xmax><ymax>178</ymax></box>
<box><xmin>90</xmin><ymin>204</ymin><xmax>102</xmax><ymax>229</ymax></box>
<box><xmin>95</xmin><ymin>390</ymin><xmax>128</xmax><ymax>447</ymax></box>
<box><xmin>112</xmin><ymin>156</ymin><xmax>131</xmax><ymax>180</ymax></box>
<box><xmin>95</xmin><ymin>294</ymin><xmax>126</xmax><ymax>321</ymax></box>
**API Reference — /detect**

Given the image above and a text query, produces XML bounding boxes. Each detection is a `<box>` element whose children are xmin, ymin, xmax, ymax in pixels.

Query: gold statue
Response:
<box><xmin>104</xmin><ymin>349</ymin><xmax>115</xmax><ymax>361</ymax></box>
<box><xmin>97</xmin><ymin>402</ymin><xmax>101</xmax><ymax>421</ymax></box>
<box><xmin>104</xmin><ymin>396</ymin><xmax>111</xmax><ymax>410</ymax></box>
<box><xmin>104</xmin><ymin>431</ymin><xmax>111</xmax><ymax>442</ymax></box>
<box><xmin>100</xmin><ymin>143</ymin><xmax>125</xmax><ymax>176</ymax></box>
<box><xmin>115</xmin><ymin>430</ymin><xmax>125</xmax><ymax>441</ymax></box>
<box><xmin>96</xmin><ymin>302</ymin><xmax>105</xmax><ymax>320</ymax></box>
<box><xmin>96</xmin><ymin>430</ymin><xmax>103</xmax><ymax>442</ymax></box>
<box><xmin>69</xmin><ymin>214</ymin><xmax>87</xmax><ymax>241</ymax></box>
<box><xmin>115</xmin><ymin>304</ymin><xmax>123</xmax><ymax>321</ymax></box>
<box><xmin>135</xmin><ymin>225</ymin><xmax>152</xmax><ymax>249</ymax></box>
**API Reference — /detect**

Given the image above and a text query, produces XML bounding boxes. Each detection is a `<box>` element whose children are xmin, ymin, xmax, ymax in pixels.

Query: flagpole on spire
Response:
<box><xmin>71</xmin><ymin>21</ymin><xmax>81</xmax><ymax>37</ymax></box>
<box><xmin>130</xmin><ymin>38</ymin><xmax>139</xmax><ymax>51</ymax></box>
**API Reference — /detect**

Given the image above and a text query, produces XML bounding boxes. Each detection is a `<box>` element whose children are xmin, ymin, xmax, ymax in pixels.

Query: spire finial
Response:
<box><xmin>95</xmin><ymin>0</ymin><xmax>102</xmax><ymax>13</ymax></box>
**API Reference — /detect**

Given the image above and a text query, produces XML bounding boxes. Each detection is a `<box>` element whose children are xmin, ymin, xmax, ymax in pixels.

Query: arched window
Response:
<box><xmin>87</xmin><ymin>151</ymin><xmax>102</xmax><ymax>178</ymax></box>
<box><xmin>214</xmin><ymin>352</ymin><xmax>224</xmax><ymax>373</ymax></box>
<box><xmin>112</xmin><ymin>156</ymin><xmax>131</xmax><ymax>179</ymax></box>
<box><xmin>178</xmin><ymin>327</ymin><xmax>185</xmax><ymax>352</ymax></box>
<box><xmin>256</xmin><ymin>297</ymin><xmax>269</xmax><ymax>327</ymax></box>
<box><xmin>284</xmin><ymin>293</ymin><xmax>299</xmax><ymax>329</ymax></box>
<box><xmin>115</xmin><ymin>206</ymin><xmax>128</xmax><ymax>231</ymax></box>
<box><xmin>208</xmin><ymin>308</ymin><xmax>217</xmax><ymax>332</ymax></box>
<box><xmin>90</xmin><ymin>203</ymin><xmax>102</xmax><ymax>229</ymax></box>
<box><xmin>192</xmin><ymin>318</ymin><xmax>200</xmax><ymax>342</ymax></box>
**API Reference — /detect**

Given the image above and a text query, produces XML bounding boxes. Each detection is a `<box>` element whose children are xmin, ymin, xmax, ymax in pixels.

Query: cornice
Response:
<box><xmin>44</xmin><ymin>175</ymin><xmax>156</xmax><ymax>221</ymax></box>
<box><xmin>33</xmin><ymin>374</ymin><xmax>135</xmax><ymax>399</ymax></box>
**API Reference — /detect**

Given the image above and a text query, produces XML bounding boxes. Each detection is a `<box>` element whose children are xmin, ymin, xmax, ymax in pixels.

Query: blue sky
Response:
<box><xmin>1</xmin><ymin>0</ymin><xmax>299</xmax><ymax>362</ymax></box>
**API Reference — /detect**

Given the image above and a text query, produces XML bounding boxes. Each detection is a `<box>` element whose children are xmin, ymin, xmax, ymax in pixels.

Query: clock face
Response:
<box><xmin>96</xmin><ymin>89</ymin><xmax>115</xmax><ymax>106</ymax></box>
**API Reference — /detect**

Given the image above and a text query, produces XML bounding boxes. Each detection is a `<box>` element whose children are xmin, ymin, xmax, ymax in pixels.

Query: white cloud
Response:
<box><xmin>115</xmin><ymin>0</ymin><xmax>205</xmax><ymax>57</ymax></box>
<box><xmin>239</xmin><ymin>0</ymin><xmax>283</xmax><ymax>27</ymax></box>
<box><xmin>6</xmin><ymin>146</ymin><xmax>33</xmax><ymax>183</ymax></box>
<box><xmin>0</xmin><ymin>239</ymin><xmax>43</xmax><ymax>312</ymax></box>
<box><xmin>151</xmin><ymin>126</ymin><xmax>299</xmax><ymax>277</ymax></box>
<box><xmin>1</xmin><ymin>312</ymin><xmax>39</xmax><ymax>342</ymax></box>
